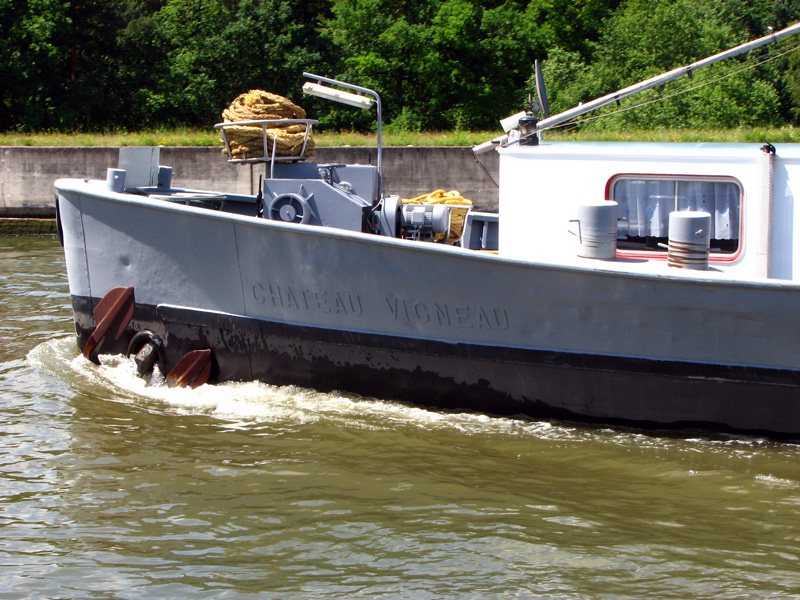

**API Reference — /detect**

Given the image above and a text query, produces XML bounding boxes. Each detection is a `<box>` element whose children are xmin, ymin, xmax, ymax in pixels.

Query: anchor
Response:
<box><xmin>83</xmin><ymin>286</ymin><xmax>211</xmax><ymax>388</ymax></box>
<box><xmin>83</xmin><ymin>286</ymin><xmax>135</xmax><ymax>364</ymax></box>
<box><xmin>166</xmin><ymin>349</ymin><xmax>212</xmax><ymax>389</ymax></box>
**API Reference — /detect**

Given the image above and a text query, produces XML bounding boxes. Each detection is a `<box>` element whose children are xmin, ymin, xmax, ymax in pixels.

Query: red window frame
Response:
<box><xmin>606</xmin><ymin>173</ymin><xmax>744</xmax><ymax>262</ymax></box>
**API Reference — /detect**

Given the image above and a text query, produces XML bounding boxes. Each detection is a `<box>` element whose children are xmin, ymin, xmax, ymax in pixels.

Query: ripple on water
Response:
<box><xmin>8</xmin><ymin>313</ymin><xmax>800</xmax><ymax>599</ymax></box>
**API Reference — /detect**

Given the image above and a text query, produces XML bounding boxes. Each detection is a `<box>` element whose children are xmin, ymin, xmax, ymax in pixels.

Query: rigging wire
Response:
<box><xmin>542</xmin><ymin>38</ymin><xmax>800</xmax><ymax>136</ymax></box>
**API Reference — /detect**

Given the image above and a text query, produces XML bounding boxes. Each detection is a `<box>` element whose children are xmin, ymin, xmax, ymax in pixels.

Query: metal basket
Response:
<box><xmin>215</xmin><ymin>119</ymin><xmax>318</xmax><ymax>165</ymax></box>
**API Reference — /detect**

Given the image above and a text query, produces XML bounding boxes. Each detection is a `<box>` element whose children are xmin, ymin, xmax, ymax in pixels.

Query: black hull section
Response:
<box><xmin>72</xmin><ymin>295</ymin><xmax>800</xmax><ymax>438</ymax></box>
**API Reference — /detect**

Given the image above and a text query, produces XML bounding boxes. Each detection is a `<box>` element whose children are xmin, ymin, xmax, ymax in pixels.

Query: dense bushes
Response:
<box><xmin>1</xmin><ymin>0</ymin><xmax>799</xmax><ymax>132</ymax></box>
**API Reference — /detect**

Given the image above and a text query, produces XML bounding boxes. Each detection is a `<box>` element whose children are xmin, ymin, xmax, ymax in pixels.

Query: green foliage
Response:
<box><xmin>321</xmin><ymin>0</ymin><xmax>554</xmax><ymax>130</ymax></box>
<box><xmin>385</xmin><ymin>107</ymin><xmax>424</xmax><ymax>133</ymax></box>
<box><xmin>0</xmin><ymin>0</ymin><xmax>70</xmax><ymax>130</ymax></box>
<box><xmin>122</xmin><ymin>0</ymin><xmax>327</xmax><ymax>127</ymax></box>
<box><xmin>523</xmin><ymin>0</ymin><xmax>623</xmax><ymax>59</ymax></box>
<box><xmin>539</xmin><ymin>0</ymin><xmax>798</xmax><ymax>131</ymax></box>
<box><xmin>1</xmin><ymin>0</ymin><xmax>800</xmax><ymax>132</ymax></box>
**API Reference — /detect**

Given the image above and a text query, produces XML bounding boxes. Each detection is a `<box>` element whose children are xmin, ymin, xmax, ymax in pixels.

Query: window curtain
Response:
<box><xmin>613</xmin><ymin>179</ymin><xmax>740</xmax><ymax>240</ymax></box>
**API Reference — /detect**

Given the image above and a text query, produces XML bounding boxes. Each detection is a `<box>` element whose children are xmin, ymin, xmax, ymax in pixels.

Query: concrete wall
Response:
<box><xmin>0</xmin><ymin>146</ymin><xmax>499</xmax><ymax>216</ymax></box>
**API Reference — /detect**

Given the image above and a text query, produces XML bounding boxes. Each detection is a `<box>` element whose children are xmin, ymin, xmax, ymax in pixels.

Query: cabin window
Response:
<box><xmin>610</xmin><ymin>176</ymin><xmax>741</xmax><ymax>254</ymax></box>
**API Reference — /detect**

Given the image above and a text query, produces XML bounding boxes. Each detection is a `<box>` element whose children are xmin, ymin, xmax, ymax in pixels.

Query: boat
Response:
<box><xmin>54</xmin><ymin>23</ymin><xmax>800</xmax><ymax>438</ymax></box>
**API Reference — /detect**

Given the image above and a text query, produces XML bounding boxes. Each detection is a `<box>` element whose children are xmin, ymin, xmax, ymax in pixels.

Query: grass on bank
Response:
<box><xmin>3</xmin><ymin>127</ymin><xmax>800</xmax><ymax>147</ymax></box>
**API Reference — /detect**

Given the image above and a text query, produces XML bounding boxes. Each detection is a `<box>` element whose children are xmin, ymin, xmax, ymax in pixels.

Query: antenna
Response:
<box><xmin>534</xmin><ymin>59</ymin><xmax>550</xmax><ymax>119</ymax></box>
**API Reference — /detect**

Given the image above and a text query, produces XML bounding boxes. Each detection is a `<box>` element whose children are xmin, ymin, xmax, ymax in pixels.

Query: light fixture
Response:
<box><xmin>302</xmin><ymin>73</ymin><xmax>383</xmax><ymax>198</ymax></box>
<box><xmin>302</xmin><ymin>82</ymin><xmax>374</xmax><ymax>110</ymax></box>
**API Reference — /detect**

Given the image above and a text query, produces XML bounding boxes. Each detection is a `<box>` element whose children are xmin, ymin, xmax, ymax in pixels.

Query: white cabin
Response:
<box><xmin>498</xmin><ymin>142</ymin><xmax>800</xmax><ymax>281</ymax></box>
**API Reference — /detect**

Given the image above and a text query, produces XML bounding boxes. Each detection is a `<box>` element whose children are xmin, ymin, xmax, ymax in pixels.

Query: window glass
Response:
<box><xmin>611</xmin><ymin>177</ymin><xmax>741</xmax><ymax>254</ymax></box>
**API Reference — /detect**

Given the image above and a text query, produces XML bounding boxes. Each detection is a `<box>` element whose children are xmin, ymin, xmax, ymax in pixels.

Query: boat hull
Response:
<box><xmin>70</xmin><ymin>293</ymin><xmax>800</xmax><ymax>437</ymax></box>
<box><xmin>57</xmin><ymin>181</ymin><xmax>800</xmax><ymax>437</ymax></box>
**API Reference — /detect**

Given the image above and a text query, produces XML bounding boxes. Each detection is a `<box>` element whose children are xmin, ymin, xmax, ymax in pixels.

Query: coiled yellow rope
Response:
<box><xmin>402</xmin><ymin>190</ymin><xmax>472</xmax><ymax>243</ymax></box>
<box><xmin>221</xmin><ymin>90</ymin><xmax>316</xmax><ymax>159</ymax></box>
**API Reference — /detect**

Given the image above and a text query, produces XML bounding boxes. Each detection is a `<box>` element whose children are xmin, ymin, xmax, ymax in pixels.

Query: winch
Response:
<box><xmin>399</xmin><ymin>202</ymin><xmax>452</xmax><ymax>241</ymax></box>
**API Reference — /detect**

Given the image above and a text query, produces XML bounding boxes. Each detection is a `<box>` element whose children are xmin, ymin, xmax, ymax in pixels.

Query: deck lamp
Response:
<box><xmin>303</xmin><ymin>73</ymin><xmax>383</xmax><ymax>198</ymax></box>
<box><xmin>302</xmin><ymin>82</ymin><xmax>374</xmax><ymax>110</ymax></box>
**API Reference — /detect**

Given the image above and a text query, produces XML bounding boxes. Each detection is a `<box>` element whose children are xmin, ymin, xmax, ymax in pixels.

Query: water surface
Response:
<box><xmin>1</xmin><ymin>236</ymin><xmax>799</xmax><ymax>599</ymax></box>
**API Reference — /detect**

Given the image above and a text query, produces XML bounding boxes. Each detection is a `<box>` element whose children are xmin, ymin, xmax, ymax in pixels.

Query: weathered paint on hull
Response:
<box><xmin>56</xmin><ymin>180</ymin><xmax>800</xmax><ymax>438</ymax></box>
<box><xmin>72</xmin><ymin>295</ymin><xmax>800</xmax><ymax>438</ymax></box>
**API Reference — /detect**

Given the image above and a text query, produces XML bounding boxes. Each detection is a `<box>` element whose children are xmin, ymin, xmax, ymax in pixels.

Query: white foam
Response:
<box><xmin>27</xmin><ymin>337</ymin><xmax>568</xmax><ymax>437</ymax></box>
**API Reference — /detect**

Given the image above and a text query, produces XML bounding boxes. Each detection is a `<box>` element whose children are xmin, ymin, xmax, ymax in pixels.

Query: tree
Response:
<box><xmin>65</xmin><ymin>0</ymin><xmax>131</xmax><ymax>129</ymax></box>
<box><xmin>538</xmin><ymin>0</ymin><xmax>791</xmax><ymax>131</ymax></box>
<box><xmin>0</xmin><ymin>0</ymin><xmax>71</xmax><ymax>130</ymax></box>
<box><xmin>133</xmin><ymin>0</ymin><xmax>326</xmax><ymax>127</ymax></box>
<box><xmin>1</xmin><ymin>0</ymin><xmax>799</xmax><ymax>132</ymax></box>
<box><xmin>321</xmin><ymin>0</ymin><xmax>553</xmax><ymax>130</ymax></box>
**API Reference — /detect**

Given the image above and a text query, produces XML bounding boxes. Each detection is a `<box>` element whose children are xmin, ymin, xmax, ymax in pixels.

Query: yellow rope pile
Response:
<box><xmin>402</xmin><ymin>190</ymin><xmax>472</xmax><ymax>243</ymax></box>
<box><xmin>220</xmin><ymin>90</ymin><xmax>315</xmax><ymax>160</ymax></box>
